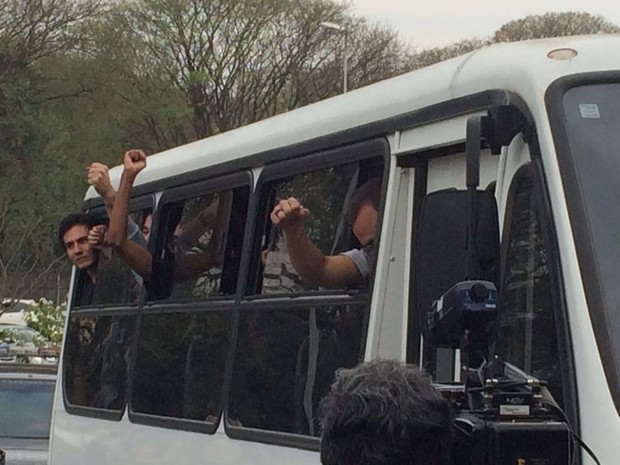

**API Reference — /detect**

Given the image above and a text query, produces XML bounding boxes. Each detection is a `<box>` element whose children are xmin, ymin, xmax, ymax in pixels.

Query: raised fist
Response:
<box><xmin>87</xmin><ymin>162</ymin><xmax>113</xmax><ymax>198</ymax></box>
<box><xmin>123</xmin><ymin>149</ymin><xmax>147</xmax><ymax>176</ymax></box>
<box><xmin>270</xmin><ymin>197</ymin><xmax>310</xmax><ymax>232</ymax></box>
<box><xmin>88</xmin><ymin>224</ymin><xmax>107</xmax><ymax>248</ymax></box>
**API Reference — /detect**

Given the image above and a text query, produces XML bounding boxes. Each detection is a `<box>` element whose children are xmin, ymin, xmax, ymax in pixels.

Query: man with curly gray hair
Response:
<box><xmin>319</xmin><ymin>359</ymin><xmax>453</xmax><ymax>465</ymax></box>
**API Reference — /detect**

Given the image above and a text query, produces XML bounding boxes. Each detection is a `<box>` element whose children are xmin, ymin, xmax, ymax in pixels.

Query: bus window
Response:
<box><xmin>64</xmin><ymin>314</ymin><xmax>135</xmax><ymax>412</ymax></box>
<box><xmin>495</xmin><ymin>165</ymin><xmax>567</xmax><ymax>406</ymax></box>
<box><xmin>259</xmin><ymin>160</ymin><xmax>383</xmax><ymax>294</ymax></box>
<box><xmin>130</xmin><ymin>180</ymin><xmax>249</xmax><ymax>429</ymax></box>
<box><xmin>131</xmin><ymin>311</ymin><xmax>231</xmax><ymax>423</ymax></box>
<box><xmin>72</xmin><ymin>207</ymin><xmax>150</xmax><ymax>308</ymax></box>
<box><xmin>228</xmin><ymin>147</ymin><xmax>385</xmax><ymax>440</ymax></box>
<box><xmin>228</xmin><ymin>303</ymin><xmax>365</xmax><ymax>436</ymax></box>
<box><xmin>150</xmin><ymin>187</ymin><xmax>247</xmax><ymax>301</ymax></box>
<box><xmin>63</xmin><ymin>205</ymin><xmax>149</xmax><ymax>414</ymax></box>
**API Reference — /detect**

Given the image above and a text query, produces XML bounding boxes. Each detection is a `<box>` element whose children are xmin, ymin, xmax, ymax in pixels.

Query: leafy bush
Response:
<box><xmin>23</xmin><ymin>299</ymin><xmax>66</xmax><ymax>345</ymax></box>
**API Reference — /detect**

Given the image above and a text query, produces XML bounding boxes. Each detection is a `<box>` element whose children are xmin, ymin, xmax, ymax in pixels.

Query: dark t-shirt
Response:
<box><xmin>75</xmin><ymin>258</ymin><xmax>141</xmax><ymax>307</ymax></box>
<box><xmin>75</xmin><ymin>272</ymin><xmax>95</xmax><ymax>307</ymax></box>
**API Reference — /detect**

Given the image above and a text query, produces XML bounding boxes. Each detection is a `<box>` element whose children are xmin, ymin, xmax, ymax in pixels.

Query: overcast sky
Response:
<box><xmin>350</xmin><ymin>0</ymin><xmax>620</xmax><ymax>48</ymax></box>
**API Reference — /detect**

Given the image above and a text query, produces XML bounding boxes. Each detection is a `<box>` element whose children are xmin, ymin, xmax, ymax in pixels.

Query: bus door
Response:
<box><xmin>394</xmin><ymin>106</ymin><xmax>578</xmax><ymax>428</ymax></box>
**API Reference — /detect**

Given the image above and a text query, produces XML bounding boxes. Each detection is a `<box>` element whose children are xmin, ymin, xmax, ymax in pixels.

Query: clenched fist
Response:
<box><xmin>270</xmin><ymin>197</ymin><xmax>310</xmax><ymax>232</ymax></box>
<box><xmin>123</xmin><ymin>149</ymin><xmax>147</xmax><ymax>176</ymax></box>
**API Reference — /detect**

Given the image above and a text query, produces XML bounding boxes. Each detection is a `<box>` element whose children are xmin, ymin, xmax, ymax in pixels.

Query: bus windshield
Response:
<box><xmin>560</xmin><ymin>82</ymin><xmax>620</xmax><ymax>406</ymax></box>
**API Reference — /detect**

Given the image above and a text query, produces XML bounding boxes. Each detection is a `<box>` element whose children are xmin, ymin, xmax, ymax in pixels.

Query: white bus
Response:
<box><xmin>49</xmin><ymin>35</ymin><xmax>620</xmax><ymax>464</ymax></box>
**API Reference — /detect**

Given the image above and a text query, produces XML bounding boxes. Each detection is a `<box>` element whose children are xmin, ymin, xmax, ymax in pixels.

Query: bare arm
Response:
<box><xmin>271</xmin><ymin>197</ymin><xmax>361</xmax><ymax>289</ymax></box>
<box><xmin>173</xmin><ymin>191</ymin><xmax>233</xmax><ymax>282</ymax></box>
<box><xmin>107</xmin><ymin>150</ymin><xmax>152</xmax><ymax>279</ymax></box>
<box><xmin>179</xmin><ymin>200</ymin><xmax>218</xmax><ymax>245</ymax></box>
<box><xmin>118</xmin><ymin>240</ymin><xmax>152</xmax><ymax>280</ymax></box>
<box><xmin>87</xmin><ymin>163</ymin><xmax>116</xmax><ymax>219</ymax></box>
<box><xmin>88</xmin><ymin>162</ymin><xmax>145</xmax><ymax>248</ymax></box>
<box><xmin>178</xmin><ymin>190</ymin><xmax>233</xmax><ymax>244</ymax></box>
<box><xmin>174</xmin><ymin>251</ymin><xmax>219</xmax><ymax>282</ymax></box>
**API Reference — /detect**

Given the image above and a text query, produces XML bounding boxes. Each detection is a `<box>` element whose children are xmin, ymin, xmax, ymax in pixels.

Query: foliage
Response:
<box><xmin>0</xmin><ymin>0</ymin><xmax>102</xmax><ymax>299</ymax></box>
<box><xmin>0</xmin><ymin>0</ymin><xmax>100</xmax><ymax>73</ymax></box>
<box><xmin>0</xmin><ymin>298</ymin><xmax>65</xmax><ymax>347</ymax></box>
<box><xmin>493</xmin><ymin>11</ymin><xmax>620</xmax><ymax>42</ymax></box>
<box><xmin>89</xmin><ymin>0</ymin><xmax>406</xmax><ymax>147</ymax></box>
<box><xmin>23</xmin><ymin>298</ymin><xmax>66</xmax><ymax>345</ymax></box>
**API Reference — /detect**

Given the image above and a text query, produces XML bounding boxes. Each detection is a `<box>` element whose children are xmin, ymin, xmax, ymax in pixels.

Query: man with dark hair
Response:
<box><xmin>58</xmin><ymin>212</ymin><xmax>99</xmax><ymax>275</ymax></box>
<box><xmin>270</xmin><ymin>177</ymin><xmax>382</xmax><ymax>289</ymax></box>
<box><xmin>58</xmin><ymin>212</ymin><xmax>101</xmax><ymax>304</ymax></box>
<box><xmin>320</xmin><ymin>359</ymin><xmax>453</xmax><ymax>465</ymax></box>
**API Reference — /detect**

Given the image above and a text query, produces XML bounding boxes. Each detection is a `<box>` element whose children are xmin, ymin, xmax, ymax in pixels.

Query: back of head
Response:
<box><xmin>320</xmin><ymin>359</ymin><xmax>452</xmax><ymax>465</ymax></box>
<box><xmin>58</xmin><ymin>211</ymin><xmax>96</xmax><ymax>249</ymax></box>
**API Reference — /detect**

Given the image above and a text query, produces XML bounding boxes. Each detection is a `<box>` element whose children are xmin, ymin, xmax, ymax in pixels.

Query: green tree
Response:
<box><xmin>87</xmin><ymin>0</ymin><xmax>407</xmax><ymax>149</ymax></box>
<box><xmin>0</xmin><ymin>0</ymin><xmax>101</xmax><ymax>163</ymax></box>
<box><xmin>0</xmin><ymin>0</ymin><xmax>102</xmax><ymax>300</ymax></box>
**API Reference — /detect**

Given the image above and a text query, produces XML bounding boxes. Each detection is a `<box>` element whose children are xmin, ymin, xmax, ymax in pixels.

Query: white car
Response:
<box><xmin>0</xmin><ymin>300</ymin><xmax>34</xmax><ymax>326</ymax></box>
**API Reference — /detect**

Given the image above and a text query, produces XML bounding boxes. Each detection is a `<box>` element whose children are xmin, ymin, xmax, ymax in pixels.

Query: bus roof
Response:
<box><xmin>86</xmin><ymin>34</ymin><xmax>620</xmax><ymax>200</ymax></box>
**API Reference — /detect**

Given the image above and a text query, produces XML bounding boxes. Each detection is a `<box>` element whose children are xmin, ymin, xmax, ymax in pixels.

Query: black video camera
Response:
<box><xmin>427</xmin><ymin>281</ymin><xmax>572</xmax><ymax>465</ymax></box>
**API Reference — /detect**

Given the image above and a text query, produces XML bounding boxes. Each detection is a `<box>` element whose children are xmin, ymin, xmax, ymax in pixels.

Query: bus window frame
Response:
<box><xmin>127</xmin><ymin>171</ymin><xmax>252</xmax><ymax>435</ymax></box>
<box><xmin>63</xmin><ymin>195</ymin><xmax>154</xmax><ymax>420</ymax></box>
<box><xmin>143</xmin><ymin>170</ymin><xmax>252</xmax><ymax>305</ymax></box>
<box><xmin>242</xmin><ymin>138</ymin><xmax>390</xmax><ymax>298</ymax></box>
<box><xmin>70</xmin><ymin>195</ymin><xmax>154</xmax><ymax>312</ymax></box>
<box><xmin>496</xmin><ymin>163</ymin><xmax>575</xmax><ymax>413</ymax></box>
<box><xmin>222</xmin><ymin>138</ymin><xmax>389</xmax><ymax>448</ymax></box>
